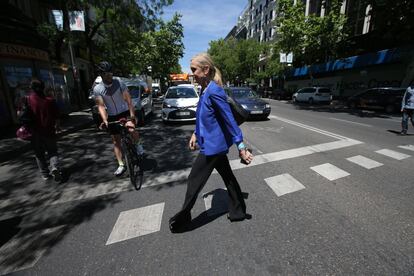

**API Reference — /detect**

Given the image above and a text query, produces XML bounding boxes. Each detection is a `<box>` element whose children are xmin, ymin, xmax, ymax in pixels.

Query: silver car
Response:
<box><xmin>122</xmin><ymin>78</ymin><xmax>153</xmax><ymax>126</ymax></box>
<box><xmin>292</xmin><ymin>87</ymin><xmax>332</xmax><ymax>104</ymax></box>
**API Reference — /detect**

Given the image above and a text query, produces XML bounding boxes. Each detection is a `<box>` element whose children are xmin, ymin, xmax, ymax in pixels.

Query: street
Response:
<box><xmin>1</xmin><ymin>99</ymin><xmax>414</xmax><ymax>275</ymax></box>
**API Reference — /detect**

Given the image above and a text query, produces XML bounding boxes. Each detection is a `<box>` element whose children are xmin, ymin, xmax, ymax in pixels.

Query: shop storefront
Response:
<box><xmin>0</xmin><ymin>43</ymin><xmax>71</xmax><ymax>127</ymax></box>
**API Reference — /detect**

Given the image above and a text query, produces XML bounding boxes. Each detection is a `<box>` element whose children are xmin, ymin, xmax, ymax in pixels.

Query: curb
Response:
<box><xmin>0</xmin><ymin>120</ymin><xmax>94</xmax><ymax>164</ymax></box>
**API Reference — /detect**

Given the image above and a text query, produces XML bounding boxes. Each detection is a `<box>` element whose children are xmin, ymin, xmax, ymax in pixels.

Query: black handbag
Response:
<box><xmin>227</xmin><ymin>95</ymin><xmax>249</xmax><ymax>125</ymax></box>
<box><xmin>18</xmin><ymin>96</ymin><xmax>35</xmax><ymax>125</ymax></box>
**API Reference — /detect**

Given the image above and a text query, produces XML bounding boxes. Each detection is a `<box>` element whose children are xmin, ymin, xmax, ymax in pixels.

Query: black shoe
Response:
<box><xmin>400</xmin><ymin>130</ymin><xmax>407</xmax><ymax>135</ymax></box>
<box><xmin>169</xmin><ymin>212</ymin><xmax>191</xmax><ymax>233</ymax></box>
<box><xmin>227</xmin><ymin>213</ymin><xmax>252</xmax><ymax>222</ymax></box>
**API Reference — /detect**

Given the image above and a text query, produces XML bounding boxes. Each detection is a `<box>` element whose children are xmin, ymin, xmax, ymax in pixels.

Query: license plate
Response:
<box><xmin>176</xmin><ymin>111</ymin><xmax>190</xmax><ymax>116</ymax></box>
<box><xmin>250</xmin><ymin>110</ymin><xmax>263</xmax><ymax>114</ymax></box>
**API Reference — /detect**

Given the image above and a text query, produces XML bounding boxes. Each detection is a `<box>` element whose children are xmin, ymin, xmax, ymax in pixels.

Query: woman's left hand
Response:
<box><xmin>239</xmin><ymin>148</ymin><xmax>253</xmax><ymax>164</ymax></box>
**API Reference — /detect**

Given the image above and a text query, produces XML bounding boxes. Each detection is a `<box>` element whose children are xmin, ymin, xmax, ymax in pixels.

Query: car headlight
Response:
<box><xmin>163</xmin><ymin>103</ymin><xmax>172</xmax><ymax>108</ymax></box>
<box><xmin>265</xmin><ymin>104</ymin><xmax>270</xmax><ymax>109</ymax></box>
<box><xmin>241</xmin><ymin>104</ymin><xmax>248</xmax><ymax>109</ymax></box>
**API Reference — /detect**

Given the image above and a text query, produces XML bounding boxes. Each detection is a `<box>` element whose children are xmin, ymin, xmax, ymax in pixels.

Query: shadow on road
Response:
<box><xmin>0</xmin><ymin>111</ymin><xmax>197</xmax><ymax>273</ymax></box>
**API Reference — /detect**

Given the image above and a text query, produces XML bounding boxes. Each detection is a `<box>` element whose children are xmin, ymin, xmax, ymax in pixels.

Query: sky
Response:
<box><xmin>162</xmin><ymin>0</ymin><xmax>248</xmax><ymax>74</ymax></box>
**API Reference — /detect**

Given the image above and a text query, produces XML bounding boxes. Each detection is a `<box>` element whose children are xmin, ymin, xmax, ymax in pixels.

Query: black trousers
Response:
<box><xmin>177</xmin><ymin>153</ymin><xmax>247</xmax><ymax>219</ymax></box>
<box><xmin>31</xmin><ymin>132</ymin><xmax>59</xmax><ymax>176</ymax></box>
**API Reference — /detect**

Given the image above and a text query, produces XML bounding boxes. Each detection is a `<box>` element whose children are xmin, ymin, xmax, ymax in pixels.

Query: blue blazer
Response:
<box><xmin>195</xmin><ymin>81</ymin><xmax>243</xmax><ymax>156</ymax></box>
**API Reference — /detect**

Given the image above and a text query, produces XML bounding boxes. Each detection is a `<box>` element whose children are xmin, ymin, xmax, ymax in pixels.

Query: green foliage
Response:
<box><xmin>274</xmin><ymin>0</ymin><xmax>348</xmax><ymax>65</ymax></box>
<box><xmin>208</xmin><ymin>38</ymin><xmax>265</xmax><ymax>85</ymax></box>
<box><xmin>131</xmin><ymin>14</ymin><xmax>184</xmax><ymax>79</ymax></box>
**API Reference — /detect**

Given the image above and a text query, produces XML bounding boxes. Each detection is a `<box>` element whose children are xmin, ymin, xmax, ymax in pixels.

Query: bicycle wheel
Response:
<box><xmin>122</xmin><ymin>140</ymin><xmax>137</xmax><ymax>189</ymax></box>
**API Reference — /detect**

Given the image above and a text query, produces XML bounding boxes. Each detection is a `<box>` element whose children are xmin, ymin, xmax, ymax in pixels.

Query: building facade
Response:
<box><xmin>0</xmin><ymin>0</ymin><xmax>95</xmax><ymax>128</ymax></box>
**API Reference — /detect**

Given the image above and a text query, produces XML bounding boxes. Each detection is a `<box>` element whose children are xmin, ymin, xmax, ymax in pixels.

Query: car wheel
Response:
<box><xmin>385</xmin><ymin>104</ymin><xmax>395</xmax><ymax>114</ymax></box>
<box><xmin>277</xmin><ymin>95</ymin><xmax>282</xmax><ymax>101</ymax></box>
<box><xmin>308</xmin><ymin>98</ymin><xmax>314</xmax><ymax>105</ymax></box>
<box><xmin>293</xmin><ymin>97</ymin><xmax>297</xmax><ymax>103</ymax></box>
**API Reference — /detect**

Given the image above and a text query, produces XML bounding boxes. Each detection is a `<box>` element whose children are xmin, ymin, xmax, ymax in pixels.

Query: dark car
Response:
<box><xmin>272</xmin><ymin>88</ymin><xmax>292</xmax><ymax>100</ymax></box>
<box><xmin>347</xmin><ymin>87</ymin><xmax>406</xmax><ymax>113</ymax></box>
<box><xmin>224</xmin><ymin>87</ymin><xmax>271</xmax><ymax>120</ymax></box>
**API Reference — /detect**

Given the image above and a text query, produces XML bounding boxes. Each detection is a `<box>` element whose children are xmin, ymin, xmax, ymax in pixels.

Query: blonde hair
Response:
<box><xmin>191</xmin><ymin>52</ymin><xmax>223</xmax><ymax>87</ymax></box>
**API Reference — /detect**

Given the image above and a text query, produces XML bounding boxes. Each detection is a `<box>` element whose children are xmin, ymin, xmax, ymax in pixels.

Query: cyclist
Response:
<box><xmin>93</xmin><ymin>61</ymin><xmax>144</xmax><ymax>176</ymax></box>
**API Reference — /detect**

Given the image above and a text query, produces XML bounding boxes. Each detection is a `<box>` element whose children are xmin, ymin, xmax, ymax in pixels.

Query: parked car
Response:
<box><xmin>162</xmin><ymin>85</ymin><xmax>199</xmax><ymax>122</ymax></box>
<box><xmin>224</xmin><ymin>87</ymin><xmax>271</xmax><ymax>120</ymax></box>
<box><xmin>292</xmin><ymin>87</ymin><xmax>332</xmax><ymax>104</ymax></box>
<box><xmin>347</xmin><ymin>87</ymin><xmax>406</xmax><ymax>113</ymax></box>
<box><xmin>272</xmin><ymin>88</ymin><xmax>292</xmax><ymax>100</ymax></box>
<box><xmin>122</xmin><ymin>78</ymin><xmax>153</xmax><ymax>125</ymax></box>
<box><xmin>89</xmin><ymin>77</ymin><xmax>153</xmax><ymax>127</ymax></box>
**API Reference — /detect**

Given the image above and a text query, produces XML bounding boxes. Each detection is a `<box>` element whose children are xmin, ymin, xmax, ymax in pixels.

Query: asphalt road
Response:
<box><xmin>1</xmin><ymin>99</ymin><xmax>413</xmax><ymax>275</ymax></box>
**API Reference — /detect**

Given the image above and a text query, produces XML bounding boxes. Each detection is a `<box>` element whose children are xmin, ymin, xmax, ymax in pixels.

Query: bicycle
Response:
<box><xmin>106</xmin><ymin>119</ymin><xmax>144</xmax><ymax>190</ymax></box>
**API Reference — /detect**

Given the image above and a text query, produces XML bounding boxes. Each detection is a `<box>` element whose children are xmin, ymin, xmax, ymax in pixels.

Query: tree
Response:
<box><xmin>208</xmin><ymin>38</ymin><xmax>264</xmax><ymax>85</ymax></box>
<box><xmin>274</xmin><ymin>0</ymin><xmax>348</xmax><ymax>66</ymax></box>
<box><xmin>133</xmin><ymin>14</ymin><xmax>184</xmax><ymax>83</ymax></box>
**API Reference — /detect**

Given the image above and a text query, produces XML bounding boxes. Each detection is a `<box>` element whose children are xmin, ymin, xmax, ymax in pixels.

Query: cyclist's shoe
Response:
<box><xmin>114</xmin><ymin>165</ymin><xmax>126</xmax><ymax>176</ymax></box>
<box><xmin>41</xmin><ymin>174</ymin><xmax>50</xmax><ymax>181</ymax></box>
<box><xmin>51</xmin><ymin>169</ymin><xmax>62</xmax><ymax>182</ymax></box>
<box><xmin>136</xmin><ymin>144</ymin><xmax>144</xmax><ymax>156</ymax></box>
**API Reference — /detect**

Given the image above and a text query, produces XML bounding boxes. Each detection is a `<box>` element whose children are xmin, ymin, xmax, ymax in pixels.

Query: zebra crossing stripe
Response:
<box><xmin>310</xmin><ymin>163</ymin><xmax>350</xmax><ymax>181</ymax></box>
<box><xmin>398</xmin><ymin>145</ymin><xmax>414</xmax><ymax>152</ymax></box>
<box><xmin>106</xmin><ymin>202</ymin><xmax>164</xmax><ymax>245</ymax></box>
<box><xmin>346</xmin><ymin>155</ymin><xmax>383</xmax><ymax>169</ymax></box>
<box><xmin>375</xmin><ymin>149</ymin><xmax>411</xmax><ymax>160</ymax></box>
<box><xmin>264</xmin><ymin>173</ymin><xmax>306</xmax><ymax>197</ymax></box>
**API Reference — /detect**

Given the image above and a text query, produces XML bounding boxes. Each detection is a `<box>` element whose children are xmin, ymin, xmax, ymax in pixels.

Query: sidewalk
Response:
<box><xmin>0</xmin><ymin>110</ymin><xmax>94</xmax><ymax>163</ymax></box>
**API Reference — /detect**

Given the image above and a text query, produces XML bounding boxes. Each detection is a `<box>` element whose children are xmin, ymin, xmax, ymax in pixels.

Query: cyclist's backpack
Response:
<box><xmin>227</xmin><ymin>95</ymin><xmax>249</xmax><ymax>125</ymax></box>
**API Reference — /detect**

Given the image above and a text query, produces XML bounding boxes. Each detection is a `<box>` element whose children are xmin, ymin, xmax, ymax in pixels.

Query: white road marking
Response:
<box><xmin>346</xmin><ymin>155</ymin><xmax>383</xmax><ymax>169</ymax></box>
<box><xmin>202</xmin><ymin>188</ymin><xmax>229</xmax><ymax>216</ymax></box>
<box><xmin>1</xmin><ymin>116</ymin><xmax>364</xmax><ymax>209</ymax></box>
<box><xmin>398</xmin><ymin>145</ymin><xmax>414</xmax><ymax>152</ymax></box>
<box><xmin>329</xmin><ymin>117</ymin><xmax>372</xmax><ymax>127</ymax></box>
<box><xmin>375</xmin><ymin>149</ymin><xmax>411</xmax><ymax>160</ymax></box>
<box><xmin>228</xmin><ymin>139</ymin><xmax>362</xmax><ymax>170</ymax></box>
<box><xmin>0</xmin><ymin>226</ymin><xmax>64</xmax><ymax>276</ymax></box>
<box><xmin>264</xmin><ymin>173</ymin><xmax>306</xmax><ymax>197</ymax></box>
<box><xmin>269</xmin><ymin>115</ymin><xmax>349</xmax><ymax>140</ymax></box>
<box><xmin>310</xmin><ymin>163</ymin><xmax>350</xmax><ymax>181</ymax></box>
<box><xmin>106</xmin><ymin>202</ymin><xmax>164</xmax><ymax>245</ymax></box>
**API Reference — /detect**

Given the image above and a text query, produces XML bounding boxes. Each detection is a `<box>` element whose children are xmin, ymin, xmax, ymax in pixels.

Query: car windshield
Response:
<box><xmin>166</xmin><ymin>88</ymin><xmax>197</xmax><ymax>99</ymax></box>
<box><xmin>128</xmin><ymin>86</ymin><xmax>140</xmax><ymax>98</ymax></box>
<box><xmin>231</xmin><ymin>89</ymin><xmax>258</xmax><ymax>99</ymax></box>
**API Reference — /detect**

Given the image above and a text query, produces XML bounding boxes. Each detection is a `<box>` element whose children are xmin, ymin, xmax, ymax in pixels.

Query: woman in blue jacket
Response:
<box><xmin>169</xmin><ymin>53</ymin><xmax>253</xmax><ymax>232</ymax></box>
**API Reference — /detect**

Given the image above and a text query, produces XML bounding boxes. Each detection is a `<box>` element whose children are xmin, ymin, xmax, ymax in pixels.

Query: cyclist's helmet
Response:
<box><xmin>96</xmin><ymin>61</ymin><xmax>112</xmax><ymax>73</ymax></box>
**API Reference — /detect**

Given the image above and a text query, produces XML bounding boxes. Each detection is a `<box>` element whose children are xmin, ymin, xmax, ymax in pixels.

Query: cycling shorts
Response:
<box><xmin>107</xmin><ymin>111</ymin><xmax>131</xmax><ymax>135</ymax></box>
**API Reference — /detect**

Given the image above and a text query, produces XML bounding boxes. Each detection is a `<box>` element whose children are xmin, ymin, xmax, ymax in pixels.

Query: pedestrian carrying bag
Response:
<box><xmin>16</xmin><ymin>96</ymin><xmax>34</xmax><ymax>141</ymax></box>
<box><xmin>227</xmin><ymin>95</ymin><xmax>249</xmax><ymax>125</ymax></box>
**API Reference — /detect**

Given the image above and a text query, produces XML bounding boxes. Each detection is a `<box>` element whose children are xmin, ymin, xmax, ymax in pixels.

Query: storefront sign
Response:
<box><xmin>0</xmin><ymin>43</ymin><xmax>49</xmax><ymax>61</ymax></box>
<box><xmin>69</xmin><ymin>11</ymin><xmax>85</xmax><ymax>31</ymax></box>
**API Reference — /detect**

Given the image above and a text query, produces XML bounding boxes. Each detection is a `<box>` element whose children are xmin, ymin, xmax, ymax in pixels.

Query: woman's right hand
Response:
<box><xmin>189</xmin><ymin>133</ymin><xmax>197</xmax><ymax>151</ymax></box>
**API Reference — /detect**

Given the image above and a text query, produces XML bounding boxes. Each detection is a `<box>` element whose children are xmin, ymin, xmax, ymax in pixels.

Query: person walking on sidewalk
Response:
<box><xmin>400</xmin><ymin>85</ymin><xmax>414</xmax><ymax>135</ymax></box>
<box><xmin>169</xmin><ymin>53</ymin><xmax>254</xmax><ymax>233</ymax></box>
<box><xmin>18</xmin><ymin>79</ymin><xmax>62</xmax><ymax>182</ymax></box>
<box><xmin>93</xmin><ymin>61</ymin><xmax>143</xmax><ymax>176</ymax></box>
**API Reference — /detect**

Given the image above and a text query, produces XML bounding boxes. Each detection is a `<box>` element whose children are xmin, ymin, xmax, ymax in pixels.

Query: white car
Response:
<box><xmin>292</xmin><ymin>87</ymin><xmax>332</xmax><ymax>104</ymax></box>
<box><xmin>162</xmin><ymin>85</ymin><xmax>199</xmax><ymax>122</ymax></box>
